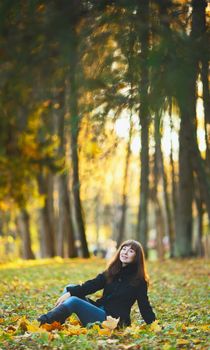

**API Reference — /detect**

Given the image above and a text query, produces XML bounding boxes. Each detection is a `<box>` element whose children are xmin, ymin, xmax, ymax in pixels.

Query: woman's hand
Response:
<box><xmin>55</xmin><ymin>292</ymin><xmax>71</xmax><ymax>307</ymax></box>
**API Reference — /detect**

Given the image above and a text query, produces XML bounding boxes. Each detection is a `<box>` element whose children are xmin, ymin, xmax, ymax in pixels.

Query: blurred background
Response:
<box><xmin>0</xmin><ymin>0</ymin><xmax>209</xmax><ymax>261</ymax></box>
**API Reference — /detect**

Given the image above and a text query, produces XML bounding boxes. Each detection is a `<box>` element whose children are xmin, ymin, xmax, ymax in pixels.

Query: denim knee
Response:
<box><xmin>62</xmin><ymin>296</ymin><xmax>80</xmax><ymax>310</ymax></box>
<box><xmin>68</xmin><ymin>296</ymin><xmax>80</xmax><ymax>303</ymax></box>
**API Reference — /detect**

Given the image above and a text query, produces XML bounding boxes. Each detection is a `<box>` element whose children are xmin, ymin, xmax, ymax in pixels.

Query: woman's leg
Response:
<box><xmin>38</xmin><ymin>296</ymin><xmax>106</xmax><ymax>326</ymax></box>
<box><xmin>62</xmin><ymin>296</ymin><xmax>106</xmax><ymax>326</ymax></box>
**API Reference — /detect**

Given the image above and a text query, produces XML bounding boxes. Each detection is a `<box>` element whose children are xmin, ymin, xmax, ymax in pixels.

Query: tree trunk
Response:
<box><xmin>46</xmin><ymin>173</ymin><xmax>56</xmax><ymax>251</ymax></box>
<box><xmin>190</xmin><ymin>0</ymin><xmax>210</xmax><ymax>218</ymax></box>
<box><xmin>156</xmin><ymin>114</ymin><xmax>175</xmax><ymax>257</ymax></box>
<box><xmin>37</xmin><ymin>174</ymin><xmax>55</xmax><ymax>258</ymax></box>
<box><xmin>199</xmin><ymin>0</ymin><xmax>210</xmax><ymax>166</ymax></box>
<box><xmin>136</xmin><ymin>0</ymin><xmax>150</xmax><ymax>256</ymax></box>
<box><xmin>58</xmin><ymin>174</ymin><xmax>77</xmax><ymax>258</ymax></box>
<box><xmin>175</xmin><ymin>112</ymin><xmax>194</xmax><ymax>257</ymax></box>
<box><xmin>153</xmin><ymin>116</ymin><xmax>165</xmax><ymax>260</ymax></box>
<box><xmin>155</xmin><ymin>200</ymin><xmax>165</xmax><ymax>260</ymax></box>
<box><xmin>169</xmin><ymin>105</ymin><xmax>178</xmax><ymax>256</ymax></box>
<box><xmin>54</xmin><ymin>88</ymin><xmax>77</xmax><ymax>258</ymax></box>
<box><xmin>53</xmin><ymin>0</ymin><xmax>89</xmax><ymax>257</ymax></box>
<box><xmin>175</xmin><ymin>0</ymin><xmax>210</xmax><ymax>256</ymax></box>
<box><xmin>117</xmin><ymin>120</ymin><xmax>132</xmax><ymax>247</ymax></box>
<box><xmin>17</xmin><ymin>209</ymin><xmax>35</xmax><ymax>259</ymax></box>
<box><xmin>68</xmin><ymin>67</ymin><xmax>89</xmax><ymax>258</ymax></box>
<box><xmin>194</xmin><ymin>188</ymin><xmax>204</xmax><ymax>257</ymax></box>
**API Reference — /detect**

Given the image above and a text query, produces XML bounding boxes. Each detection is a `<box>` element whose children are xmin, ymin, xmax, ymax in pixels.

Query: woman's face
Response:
<box><xmin>119</xmin><ymin>245</ymin><xmax>136</xmax><ymax>266</ymax></box>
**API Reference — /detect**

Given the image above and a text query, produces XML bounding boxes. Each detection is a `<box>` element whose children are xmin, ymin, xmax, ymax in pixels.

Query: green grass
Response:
<box><xmin>0</xmin><ymin>257</ymin><xmax>209</xmax><ymax>349</ymax></box>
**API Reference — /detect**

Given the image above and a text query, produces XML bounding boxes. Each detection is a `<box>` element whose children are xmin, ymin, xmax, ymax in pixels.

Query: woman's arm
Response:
<box><xmin>66</xmin><ymin>272</ymin><xmax>106</xmax><ymax>298</ymax></box>
<box><xmin>136</xmin><ymin>280</ymin><xmax>156</xmax><ymax>324</ymax></box>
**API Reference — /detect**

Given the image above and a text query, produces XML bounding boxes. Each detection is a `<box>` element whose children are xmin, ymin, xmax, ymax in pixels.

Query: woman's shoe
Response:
<box><xmin>37</xmin><ymin>304</ymin><xmax>69</xmax><ymax>325</ymax></box>
<box><xmin>37</xmin><ymin>314</ymin><xmax>49</xmax><ymax>325</ymax></box>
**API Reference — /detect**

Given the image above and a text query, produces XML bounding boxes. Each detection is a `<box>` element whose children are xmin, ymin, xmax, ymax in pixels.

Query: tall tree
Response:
<box><xmin>175</xmin><ymin>0</ymin><xmax>210</xmax><ymax>256</ymax></box>
<box><xmin>67</xmin><ymin>2</ymin><xmax>89</xmax><ymax>257</ymax></box>
<box><xmin>54</xmin><ymin>85</ymin><xmax>77</xmax><ymax>257</ymax></box>
<box><xmin>17</xmin><ymin>209</ymin><xmax>35</xmax><ymax>260</ymax></box>
<box><xmin>136</xmin><ymin>0</ymin><xmax>150</xmax><ymax>256</ymax></box>
<box><xmin>117</xmin><ymin>116</ymin><xmax>133</xmax><ymax>247</ymax></box>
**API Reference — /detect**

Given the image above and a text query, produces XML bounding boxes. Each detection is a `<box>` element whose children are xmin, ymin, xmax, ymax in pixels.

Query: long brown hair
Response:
<box><xmin>105</xmin><ymin>240</ymin><xmax>149</xmax><ymax>285</ymax></box>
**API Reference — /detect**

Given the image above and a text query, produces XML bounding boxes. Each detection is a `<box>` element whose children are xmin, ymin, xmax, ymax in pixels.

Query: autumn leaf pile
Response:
<box><xmin>0</xmin><ymin>257</ymin><xmax>209</xmax><ymax>349</ymax></box>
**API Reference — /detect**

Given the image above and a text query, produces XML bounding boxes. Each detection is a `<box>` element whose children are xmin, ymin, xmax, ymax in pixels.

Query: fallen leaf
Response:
<box><xmin>192</xmin><ymin>339</ymin><xmax>202</xmax><ymax>344</ymax></box>
<box><xmin>177</xmin><ymin>339</ymin><xmax>190</xmax><ymax>345</ymax></box>
<box><xmin>199</xmin><ymin>325</ymin><xmax>209</xmax><ymax>331</ymax></box>
<box><xmin>98</xmin><ymin>328</ymin><xmax>112</xmax><ymax>336</ymax></box>
<box><xmin>68</xmin><ymin>314</ymin><xmax>81</xmax><ymax>326</ymax></box>
<box><xmin>150</xmin><ymin>320</ymin><xmax>162</xmax><ymax>332</ymax></box>
<box><xmin>102</xmin><ymin>316</ymin><xmax>120</xmax><ymax>330</ymax></box>
<box><xmin>64</xmin><ymin>325</ymin><xmax>87</xmax><ymax>336</ymax></box>
<box><xmin>6</xmin><ymin>325</ymin><xmax>17</xmax><ymax>333</ymax></box>
<box><xmin>41</xmin><ymin>321</ymin><xmax>62</xmax><ymax>331</ymax></box>
<box><xmin>181</xmin><ymin>324</ymin><xmax>187</xmax><ymax>332</ymax></box>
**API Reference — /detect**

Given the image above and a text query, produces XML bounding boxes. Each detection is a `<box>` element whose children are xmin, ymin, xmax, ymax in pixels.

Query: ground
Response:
<box><xmin>0</xmin><ymin>257</ymin><xmax>209</xmax><ymax>350</ymax></box>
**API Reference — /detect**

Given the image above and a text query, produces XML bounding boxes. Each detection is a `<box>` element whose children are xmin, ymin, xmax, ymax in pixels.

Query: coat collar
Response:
<box><xmin>118</xmin><ymin>263</ymin><xmax>138</xmax><ymax>277</ymax></box>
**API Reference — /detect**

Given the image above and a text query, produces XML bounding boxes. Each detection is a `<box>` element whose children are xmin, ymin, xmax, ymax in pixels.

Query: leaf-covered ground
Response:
<box><xmin>0</xmin><ymin>257</ymin><xmax>209</xmax><ymax>350</ymax></box>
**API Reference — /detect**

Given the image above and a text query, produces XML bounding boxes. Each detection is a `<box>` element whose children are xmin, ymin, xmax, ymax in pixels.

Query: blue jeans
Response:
<box><xmin>61</xmin><ymin>284</ymin><xmax>106</xmax><ymax>326</ymax></box>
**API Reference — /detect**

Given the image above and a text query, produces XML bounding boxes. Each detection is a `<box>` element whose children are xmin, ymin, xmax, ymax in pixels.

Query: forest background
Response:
<box><xmin>0</xmin><ymin>0</ymin><xmax>209</xmax><ymax>262</ymax></box>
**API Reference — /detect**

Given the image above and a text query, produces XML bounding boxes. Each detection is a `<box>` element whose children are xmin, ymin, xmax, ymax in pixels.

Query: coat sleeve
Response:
<box><xmin>136</xmin><ymin>280</ymin><xmax>156</xmax><ymax>324</ymax></box>
<box><xmin>66</xmin><ymin>272</ymin><xmax>106</xmax><ymax>298</ymax></box>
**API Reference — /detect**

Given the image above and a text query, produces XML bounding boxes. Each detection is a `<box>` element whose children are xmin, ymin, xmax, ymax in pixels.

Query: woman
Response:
<box><xmin>38</xmin><ymin>240</ymin><xmax>156</xmax><ymax>327</ymax></box>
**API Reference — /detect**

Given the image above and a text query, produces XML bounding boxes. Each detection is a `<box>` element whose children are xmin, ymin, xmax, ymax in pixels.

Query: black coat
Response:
<box><xmin>67</xmin><ymin>264</ymin><xmax>156</xmax><ymax>326</ymax></box>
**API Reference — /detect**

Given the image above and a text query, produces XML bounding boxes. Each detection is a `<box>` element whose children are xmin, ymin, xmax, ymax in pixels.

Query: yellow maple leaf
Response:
<box><xmin>181</xmin><ymin>324</ymin><xmax>187</xmax><ymax>332</ymax></box>
<box><xmin>162</xmin><ymin>343</ymin><xmax>171</xmax><ymax>350</ymax></box>
<box><xmin>177</xmin><ymin>339</ymin><xmax>189</xmax><ymax>345</ymax></box>
<box><xmin>102</xmin><ymin>316</ymin><xmax>120</xmax><ymax>330</ymax></box>
<box><xmin>199</xmin><ymin>324</ymin><xmax>209</xmax><ymax>331</ymax></box>
<box><xmin>91</xmin><ymin>324</ymin><xmax>101</xmax><ymax>332</ymax></box>
<box><xmin>149</xmin><ymin>320</ymin><xmax>162</xmax><ymax>332</ymax></box>
<box><xmin>26</xmin><ymin>320</ymin><xmax>44</xmax><ymax>333</ymax></box>
<box><xmin>98</xmin><ymin>328</ymin><xmax>112</xmax><ymax>336</ymax></box>
<box><xmin>192</xmin><ymin>339</ymin><xmax>202</xmax><ymax>344</ymax></box>
<box><xmin>17</xmin><ymin>316</ymin><xmax>28</xmax><ymax>332</ymax></box>
<box><xmin>68</xmin><ymin>314</ymin><xmax>81</xmax><ymax>326</ymax></box>
<box><xmin>64</xmin><ymin>325</ymin><xmax>87</xmax><ymax>336</ymax></box>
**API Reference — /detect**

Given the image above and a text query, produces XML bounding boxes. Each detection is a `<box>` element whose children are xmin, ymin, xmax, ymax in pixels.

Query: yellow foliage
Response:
<box><xmin>53</xmin><ymin>103</ymin><xmax>60</xmax><ymax>109</ymax></box>
<box><xmin>181</xmin><ymin>324</ymin><xmax>187</xmax><ymax>332</ymax></box>
<box><xmin>26</xmin><ymin>320</ymin><xmax>45</xmax><ymax>333</ymax></box>
<box><xmin>41</xmin><ymin>321</ymin><xmax>63</xmax><ymax>331</ymax></box>
<box><xmin>199</xmin><ymin>324</ymin><xmax>209</xmax><ymax>331</ymax></box>
<box><xmin>68</xmin><ymin>314</ymin><xmax>81</xmax><ymax>326</ymax></box>
<box><xmin>192</xmin><ymin>339</ymin><xmax>202</xmax><ymax>344</ymax></box>
<box><xmin>17</xmin><ymin>316</ymin><xmax>48</xmax><ymax>333</ymax></box>
<box><xmin>91</xmin><ymin>324</ymin><xmax>101</xmax><ymax>333</ymax></box>
<box><xmin>162</xmin><ymin>343</ymin><xmax>171</xmax><ymax>350</ymax></box>
<box><xmin>149</xmin><ymin>320</ymin><xmax>162</xmax><ymax>332</ymax></box>
<box><xmin>0</xmin><ymin>201</ymin><xmax>11</xmax><ymax>211</ymax></box>
<box><xmin>63</xmin><ymin>325</ymin><xmax>87</xmax><ymax>336</ymax></box>
<box><xmin>98</xmin><ymin>328</ymin><xmax>112</xmax><ymax>337</ymax></box>
<box><xmin>176</xmin><ymin>339</ymin><xmax>189</xmax><ymax>345</ymax></box>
